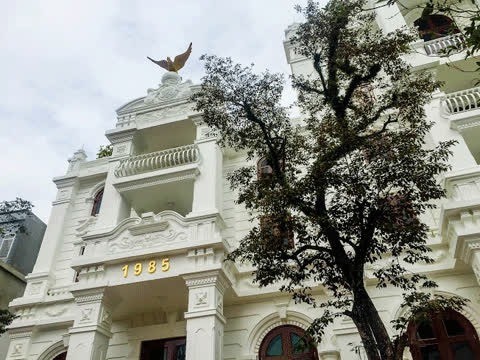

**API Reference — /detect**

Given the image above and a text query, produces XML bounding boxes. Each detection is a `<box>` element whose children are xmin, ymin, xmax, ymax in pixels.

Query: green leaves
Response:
<box><xmin>0</xmin><ymin>309</ymin><xmax>16</xmax><ymax>334</ymax></box>
<box><xmin>96</xmin><ymin>144</ymin><xmax>113</xmax><ymax>159</ymax></box>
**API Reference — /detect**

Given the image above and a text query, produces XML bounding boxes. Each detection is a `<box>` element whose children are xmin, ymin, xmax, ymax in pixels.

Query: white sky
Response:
<box><xmin>0</xmin><ymin>0</ymin><xmax>318</xmax><ymax>222</ymax></box>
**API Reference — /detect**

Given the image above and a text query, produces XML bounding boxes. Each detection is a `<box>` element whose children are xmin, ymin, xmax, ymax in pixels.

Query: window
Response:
<box><xmin>408</xmin><ymin>309</ymin><xmax>480</xmax><ymax>360</ymax></box>
<box><xmin>414</xmin><ymin>14</ymin><xmax>460</xmax><ymax>41</ymax></box>
<box><xmin>140</xmin><ymin>337</ymin><xmax>186</xmax><ymax>360</ymax></box>
<box><xmin>257</xmin><ymin>156</ymin><xmax>284</xmax><ymax>180</ymax></box>
<box><xmin>91</xmin><ymin>188</ymin><xmax>104</xmax><ymax>216</ymax></box>
<box><xmin>260</xmin><ymin>215</ymin><xmax>294</xmax><ymax>248</ymax></box>
<box><xmin>259</xmin><ymin>325</ymin><xmax>318</xmax><ymax>360</ymax></box>
<box><xmin>0</xmin><ymin>237</ymin><xmax>14</xmax><ymax>258</ymax></box>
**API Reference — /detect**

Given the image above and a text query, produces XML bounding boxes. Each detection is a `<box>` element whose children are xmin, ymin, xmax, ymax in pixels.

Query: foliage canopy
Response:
<box><xmin>194</xmin><ymin>0</ymin><xmax>467</xmax><ymax>358</ymax></box>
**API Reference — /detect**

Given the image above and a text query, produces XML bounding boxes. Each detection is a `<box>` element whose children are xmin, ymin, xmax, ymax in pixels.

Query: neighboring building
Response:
<box><xmin>0</xmin><ymin>210</ymin><xmax>46</xmax><ymax>360</ymax></box>
<box><xmin>5</xmin><ymin>2</ymin><xmax>480</xmax><ymax>359</ymax></box>
<box><xmin>0</xmin><ymin>210</ymin><xmax>46</xmax><ymax>276</ymax></box>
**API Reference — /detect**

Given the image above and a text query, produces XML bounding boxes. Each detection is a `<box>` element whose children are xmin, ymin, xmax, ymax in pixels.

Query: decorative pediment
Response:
<box><xmin>144</xmin><ymin>72</ymin><xmax>193</xmax><ymax>105</ymax></box>
<box><xmin>82</xmin><ymin>211</ymin><xmax>190</xmax><ymax>254</ymax></box>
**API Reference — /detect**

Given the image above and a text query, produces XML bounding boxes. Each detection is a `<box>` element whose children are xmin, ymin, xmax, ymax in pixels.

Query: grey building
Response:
<box><xmin>0</xmin><ymin>210</ymin><xmax>46</xmax><ymax>276</ymax></box>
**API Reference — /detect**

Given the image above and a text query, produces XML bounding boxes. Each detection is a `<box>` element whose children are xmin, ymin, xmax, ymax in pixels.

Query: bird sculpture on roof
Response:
<box><xmin>147</xmin><ymin>42</ymin><xmax>192</xmax><ymax>73</ymax></box>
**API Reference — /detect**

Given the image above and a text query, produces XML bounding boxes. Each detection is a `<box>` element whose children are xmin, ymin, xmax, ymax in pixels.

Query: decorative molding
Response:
<box><xmin>249</xmin><ymin>311</ymin><xmax>313</xmax><ymax>355</ymax></box>
<box><xmin>108</xmin><ymin>227</ymin><xmax>187</xmax><ymax>254</ymax></box>
<box><xmin>76</xmin><ymin>216</ymin><xmax>98</xmax><ymax>237</ymax></box>
<box><xmin>113</xmin><ymin>168</ymin><xmax>199</xmax><ymax>193</ymax></box>
<box><xmin>38</xmin><ymin>340</ymin><xmax>67</xmax><ymax>360</ymax></box>
<box><xmin>143</xmin><ymin>72</ymin><xmax>193</xmax><ymax>105</ymax></box>
<box><xmin>136</xmin><ymin>103</ymin><xmax>194</xmax><ymax>125</ymax></box>
<box><xmin>9</xmin><ymin>330</ymin><xmax>34</xmax><ymax>340</ymax></box>
<box><xmin>74</xmin><ymin>292</ymin><xmax>104</xmax><ymax>305</ymax></box>
<box><xmin>45</xmin><ymin>306</ymin><xmax>68</xmax><ymax>317</ymax></box>
<box><xmin>194</xmin><ymin>291</ymin><xmax>208</xmax><ymax>307</ymax></box>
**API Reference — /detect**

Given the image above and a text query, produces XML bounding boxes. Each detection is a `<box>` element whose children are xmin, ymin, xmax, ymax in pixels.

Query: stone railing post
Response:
<box><xmin>184</xmin><ymin>271</ymin><xmax>230</xmax><ymax>360</ymax></box>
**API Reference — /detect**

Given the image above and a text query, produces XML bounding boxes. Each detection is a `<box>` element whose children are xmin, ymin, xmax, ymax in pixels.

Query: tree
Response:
<box><xmin>0</xmin><ymin>309</ymin><xmax>15</xmax><ymax>335</ymax></box>
<box><xmin>193</xmin><ymin>0</ymin><xmax>466</xmax><ymax>359</ymax></box>
<box><xmin>96</xmin><ymin>144</ymin><xmax>113</xmax><ymax>159</ymax></box>
<box><xmin>0</xmin><ymin>198</ymin><xmax>33</xmax><ymax>237</ymax></box>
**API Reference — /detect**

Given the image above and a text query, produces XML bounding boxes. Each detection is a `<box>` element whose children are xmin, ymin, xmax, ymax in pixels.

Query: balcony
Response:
<box><xmin>422</xmin><ymin>33</ymin><xmax>465</xmax><ymax>56</ymax></box>
<box><xmin>114</xmin><ymin>144</ymin><xmax>199</xmax><ymax>177</ymax></box>
<box><xmin>443</xmin><ymin>87</ymin><xmax>480</xmax><ymax>115</ymax></box>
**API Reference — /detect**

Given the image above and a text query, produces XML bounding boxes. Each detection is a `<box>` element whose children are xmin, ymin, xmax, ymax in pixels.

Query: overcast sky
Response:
<box><xmin>0</xmin><ymin>0</ymin><xmax>319</xmax><ymax>222</ymax></box>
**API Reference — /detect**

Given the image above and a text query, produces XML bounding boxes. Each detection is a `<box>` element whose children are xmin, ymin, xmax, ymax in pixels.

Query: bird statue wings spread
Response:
<box><xmin>147</xmin><ymin>43</ymin><xmax>192</xmax><ymax>73</ymax></box>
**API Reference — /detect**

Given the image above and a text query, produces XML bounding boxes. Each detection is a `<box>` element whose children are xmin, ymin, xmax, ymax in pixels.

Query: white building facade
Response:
<box><xmin>5</xmin><ymin>1</ymin><xmax>480</xmax><ymax>359</ymax></box>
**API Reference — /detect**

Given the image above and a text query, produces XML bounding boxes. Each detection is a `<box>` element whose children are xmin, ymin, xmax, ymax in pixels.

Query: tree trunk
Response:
<box><xmin>353</xmin><ymin>287</ymin><xmax>395</xmax><ymax>360</ymax></box>
<box><xmin>351</xmin><ymin>306</ymin><xmax>381</xmax><ymax>360</ymax></box>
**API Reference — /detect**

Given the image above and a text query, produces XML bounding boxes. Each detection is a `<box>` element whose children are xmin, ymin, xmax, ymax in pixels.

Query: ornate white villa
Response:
<box><xmin>5</xmin><ymin>1</ymin><xmax>480</xmax><ymax>359</ymax></box>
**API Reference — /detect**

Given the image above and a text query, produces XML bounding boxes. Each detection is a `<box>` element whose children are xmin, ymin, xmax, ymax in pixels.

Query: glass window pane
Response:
<box><xmin>163</xmin><ymin>347</ymin><xmax>168</xmax><ymax>360</ymax></box>
<box><xmin>444</xmin><ymin>319</ymin><xmax>465</xmax><ymax>336</ymax></box>
<box><xmin>266</xmin><ymin>334</ymin><xmax>283</xmax><ymax>356</ymax></box>
<box><xmin>291</xmin><ymin>333</ymin><xmax>308</xmax><ymax>354</ymax></box>
<box><xmin>417</xmin><ymin>322</ymin><xmax>435</xmax><ymax>339</ymax></box>
<box><xmin>175</xmin><ymin>344</ymin><xmax>186</xmax><ymax>360</ymax></box>
<box><xmin>420</xmin><ymin>345</ymin><xmax>440</xmax><ymax>360</ymax></box>
<box><xmin>452</xmin><ymin>342</ymin><xmax>474</xmax><ymax>360</ymax></box>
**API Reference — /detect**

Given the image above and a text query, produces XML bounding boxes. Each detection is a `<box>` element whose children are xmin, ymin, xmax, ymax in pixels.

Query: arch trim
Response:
<box><xmin>38</xmin><ymin>340</ymin><xmax>67</xmax><ymax>360</ymax></box>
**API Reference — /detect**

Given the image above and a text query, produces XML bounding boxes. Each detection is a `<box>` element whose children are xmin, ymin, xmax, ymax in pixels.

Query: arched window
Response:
<box><xmin>257</xmin><ymin>156</ymin><xmax>285</xmax><ymax>180</ymax></box>
<box><xmin>408</xmin><ymin>309</ymin><xmax>480</xmax><ymax>360</ymax></box>
<box><xmin>260</xmin><ymin>215</ymin><xmax>294</xmax><ymax>248</ymax></box>
<box><xmin>259</xmin><ymin>325</ymin><xmax>318</xmax><ymax>360</ymax></box>
<box><xmin>414</xmin><ymin>14</ymin><xmax>460</xmax><ymax>41</ymax></box>
<box><xmin>90</xmin><ymin>188</ymin><xmax>104</xmax><ymax>216</ymax></box>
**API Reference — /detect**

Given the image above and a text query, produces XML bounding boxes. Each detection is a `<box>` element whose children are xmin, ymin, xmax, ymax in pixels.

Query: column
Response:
<box><xmin>189</xmin><ymin>119</ymin><xmax>223</xmax><ymax>217</ymax></box>
<box><xmin>184</xmin><ymin>271</ymin><xmax>230</xmax><ymax>360</ymax></box>
<box><xmin>66</xmin><ymin>288</ymin><xmax>114</xmax><ymax>360</ymax></box>
<box><xmin>428</xmin><ymin>91</ymin><xmax>476</xmax><ymax>171</ymax></box>
<box><xmin>372</xmin><ymin>0</ymin><xmax>407</xmax><ymax>34</ymax></box>
<box><xmin>25</xmin><ymin>175</ymin><xmax>78</xmax><ymax>299</ymax></box>
<box><xmin>96</xmin><ymin>128</ymin><xmax>137</xmax><ymax>230</ymax></box>
<box><xmin>5</xmin><ymin>327</ymin><xmax>33</xmax><ymax>360</ymax></box>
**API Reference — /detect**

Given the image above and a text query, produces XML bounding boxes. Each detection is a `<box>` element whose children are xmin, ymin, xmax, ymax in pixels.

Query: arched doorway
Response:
<box><xmin>259</xmin><ymin>325</ymin><xmax>318</xmax><ymax>360</ymax></box>
<box><xmin>52</xmin><ymin>352</ymin><xmax>67</xmax><ymax>360</ymax></box>
<box><xmin>408</xmin><ymin>309</ymin><xmax>480</xmax><ymax>359</ymax></box>
<box><xmin>414</xmin><ymin>14</ymin><xmax>460</xmax><ymax>41</ymax></box>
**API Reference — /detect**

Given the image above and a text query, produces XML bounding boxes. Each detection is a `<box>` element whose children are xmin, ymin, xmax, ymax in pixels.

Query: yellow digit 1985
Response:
<box><xmin>122</xmin><ymin>258</ymin><xmax>170</xmax><ymax>278</ymax></box>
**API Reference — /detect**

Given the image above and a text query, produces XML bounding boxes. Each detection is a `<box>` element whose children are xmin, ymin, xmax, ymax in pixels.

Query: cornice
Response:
<box><xmin>113</xmin><ymin>167</ymin><xmax>199</xmax><ymax>193</ymax></box>
<box><xmin>105</xmin><ymin>127</ymin><xmax>137</xmax><ymax>144</ymax></box>
<box><xmin>183</xmin><ymin>270</ymin><xmax>231</xmax><ymax>292</ymax></box>
<box><xmin>52</xmin><ymin>175</ymin><xmax>77</xmax><ymax>188</ymax></box>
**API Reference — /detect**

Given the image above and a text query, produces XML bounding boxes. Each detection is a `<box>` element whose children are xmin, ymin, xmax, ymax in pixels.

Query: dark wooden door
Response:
<box><xmin>140</xmin><ymin>337</ymin><xmax>186</xmax><ymax>360</ymax></box>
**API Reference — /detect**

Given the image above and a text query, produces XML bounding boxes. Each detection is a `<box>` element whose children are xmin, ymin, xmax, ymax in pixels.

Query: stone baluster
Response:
<box><xmin>184</xmin><ymin>271</ymin><xmax>230</xmax><ymax>360</ymax></box>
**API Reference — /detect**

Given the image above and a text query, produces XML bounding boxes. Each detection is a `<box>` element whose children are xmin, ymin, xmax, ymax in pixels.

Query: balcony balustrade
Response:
<box><xmin>443</xmin><ymin>87</ymin><xmax>480</xmax><ymax>115</ymax></box>
<box><xmin>114</xmin><ymin>144</ymin><xmax>199</xmax><ymax>177</ymax></box>
<box><xmin>422</xmin><ymin>33</ymin><xmax>465</xmax><ymax>56</ymax></box>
